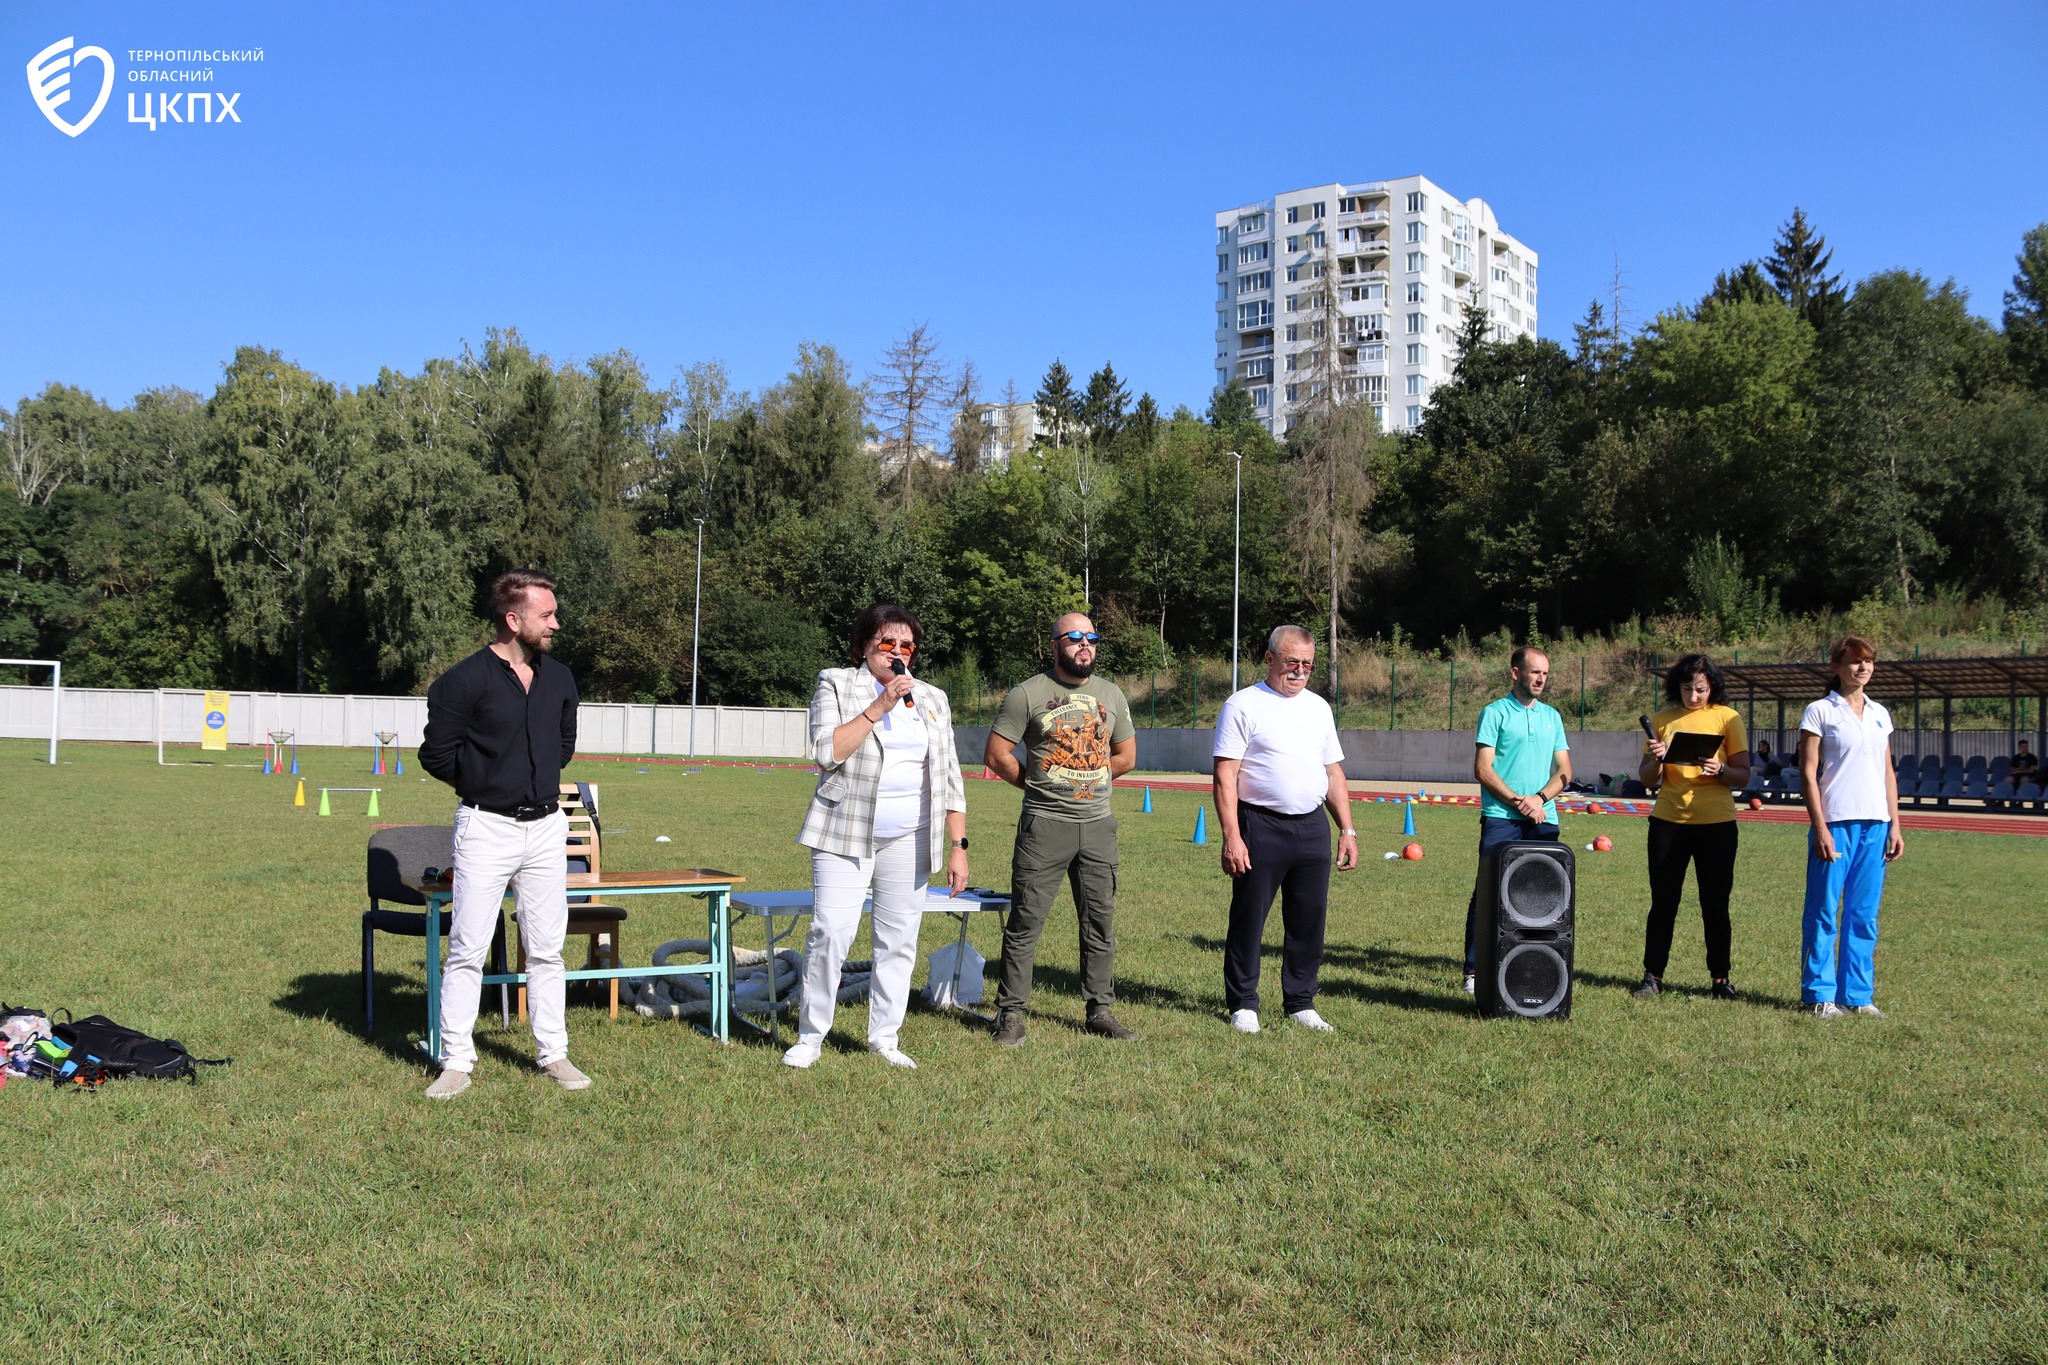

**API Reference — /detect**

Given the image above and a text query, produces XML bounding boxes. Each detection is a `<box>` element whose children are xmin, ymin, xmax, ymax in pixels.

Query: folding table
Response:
<box><xmin>730</xmin><ymin>886</ymin><xmax>1010</xmax><ymax>1045</ymax></box>
<box><xmin>421</xmin><ymin>867</ymin><xmax>744</xmax><ymax>1059</ymax></box>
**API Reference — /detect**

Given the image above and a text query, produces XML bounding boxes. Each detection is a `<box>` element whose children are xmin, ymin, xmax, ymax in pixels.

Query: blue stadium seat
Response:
<box><xmin>1943</xmin><ymin>755</ymin><xmax>1965</xmax><ymax>776</ymax></box>
<box><xmin>1990</xmin><ymin>756</ymin><xmax>2012</xmax><ymax>783</ymax></box>
<box><xmin>1965</xmin><ymin>754</ymin><xmax>1988</xmax><ymax>776</ymax></box>
<box><xmin>1963</xmin><ymin>773</ymin><xmax>1991</xmax><ymax>801</ymax></box>
<box><xmin>1895</xmin><ymin>774</ymin><xmax>1921</xmax><ymax>803</ymax></box>
<box><xmin>1918</xmin><ymin>757</ymin><xmax>1942</xmax><ymax>782</ymax></box>
<box><xmin>1939</xmin><ymin>778</ymin><xmax>1966</xmax><ymax>805</ymax></box>
<box><xmin>1779</xmin><ymin>770</ymin><xmax>1804</xmax><ymax>797</ymax></box>
<box><xmin>1895</xmin><ymin>752</ymin><xmax>1917</xmax><ymax>773</ymax></box>
<box><xmin>2018</xmin><ymin>781</ymin><xmax>2045</xmax><ymax>810</ymax></box>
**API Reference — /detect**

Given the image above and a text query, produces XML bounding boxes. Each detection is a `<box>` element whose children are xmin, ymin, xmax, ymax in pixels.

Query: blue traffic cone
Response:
<box><xmin>1402</xmin><ymin>800</ymin><xmax>1417</xmax><ymax>837</ymax></box>
<box><xmin>1193</xmin><ymin>806</ymin><xmax>1208</xmax><ymax>844</ymax></box>
<box><xmin>1141</xmin><ymin>786</ymin><xmax>1154</xmax><ymax>814</ymax></box>
<box><xmin>395</xmin><ymin>753</ymin><xmax>404</xmax><ymax>776</ymax></box>
<box><xmin>289</xmin><ymin>753</ymin><xmax>299</xmax><ymax>776</ymax></box>
<box><xmin>262</xmin><ymin>755</ymin><xmax>273</xmax><ymax>774</ymax></box>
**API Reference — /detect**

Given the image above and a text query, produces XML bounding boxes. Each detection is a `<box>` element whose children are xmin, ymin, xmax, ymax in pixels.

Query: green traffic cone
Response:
<box><xmin>366</xmin><ymin>789</ymin><xmax>380</xmax><ymax>818</ymax></box>
<box><xmin>317</xmin><ymin>788</ymin><xmax>331</xmax><ymax>816</ymax></box>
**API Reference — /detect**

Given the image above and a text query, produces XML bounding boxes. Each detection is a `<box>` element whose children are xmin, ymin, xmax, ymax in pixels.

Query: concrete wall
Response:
<box><xmin>0</xmin><ymin>686</ymin><xmax>811</xmax><ymax>760</ymax></box>
<box><xmin>958</xmin><ymin>725</ymin><xmax>1646</xmax><ymax>785</ymax></box>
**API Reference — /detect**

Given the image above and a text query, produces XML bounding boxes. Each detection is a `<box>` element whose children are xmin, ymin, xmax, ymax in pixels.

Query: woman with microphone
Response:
<box><xmin>786</xmin><ymin>603</ymin><xmax>968</xmax><ymax>1070</ymax></box>
<box><xmin>1631</xmin><ymin>653</ymin><xmax>1752</xmax><ymax>1001</ymax></box>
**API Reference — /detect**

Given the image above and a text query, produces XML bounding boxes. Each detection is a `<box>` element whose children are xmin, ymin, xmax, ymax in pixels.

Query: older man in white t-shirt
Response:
<box><xmin>1212</xmin><ymin>625</ymin><xmax>1359</xmax><ymax>1034</ymax></box>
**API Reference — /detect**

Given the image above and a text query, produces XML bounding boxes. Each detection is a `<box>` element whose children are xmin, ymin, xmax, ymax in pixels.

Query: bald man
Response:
<box><xmin>1213</xmin><ymin>625</ymin><xmax>1357</xmax><ymax>1034</ymax></box>
<box><xmin>984</xmin><ymin>612</ymin><xmax>1139</xmax><ymax>1046</ymax></box>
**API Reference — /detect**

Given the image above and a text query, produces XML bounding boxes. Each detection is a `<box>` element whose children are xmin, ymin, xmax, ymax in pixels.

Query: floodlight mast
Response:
<box><xmin>0</xmin><ymin>658</ymin><xmax>61</xmax><ymax>764</ymax></box>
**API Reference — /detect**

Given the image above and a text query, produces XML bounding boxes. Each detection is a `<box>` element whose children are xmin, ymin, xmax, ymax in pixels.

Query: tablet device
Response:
<box><xmin>1660</xmin><ymin>730</ymin><xmax>1725</xmax><ymax>766</ymax></box>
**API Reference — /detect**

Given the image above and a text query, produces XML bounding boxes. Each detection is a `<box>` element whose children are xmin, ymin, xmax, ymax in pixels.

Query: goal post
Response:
<box><xmin>0</xmin><ymin>658</ymin><xmax>61</xmax><ymax>765</ymax></box>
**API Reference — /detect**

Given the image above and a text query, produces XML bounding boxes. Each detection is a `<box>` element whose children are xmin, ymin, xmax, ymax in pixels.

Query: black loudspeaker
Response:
<box><xmin>1474</xmin><ymin>841</ymin><xmax>1574</xmax><ymax>1019</ymax></box>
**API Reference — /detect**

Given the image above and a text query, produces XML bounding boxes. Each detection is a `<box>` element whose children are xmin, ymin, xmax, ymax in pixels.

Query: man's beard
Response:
<box><xmin>1060</xmin><ymin>650</ymin><xmax>1095</xmax><ymax>678</ymax></box>
<box><xmin>521</xmin><ymin>628</ymin><xmax>554</xmax><ymax>653</ymax></box>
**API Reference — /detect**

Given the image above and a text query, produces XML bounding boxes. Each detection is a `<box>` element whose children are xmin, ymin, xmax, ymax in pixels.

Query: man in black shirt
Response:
<box><xmin>419</xmin><ymin>569</ymin><xmax>589</xmax><ymax>1099</ymax></box>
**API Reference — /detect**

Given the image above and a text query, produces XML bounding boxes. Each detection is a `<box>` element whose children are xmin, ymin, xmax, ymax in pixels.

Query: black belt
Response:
<box><xmin>462</xmin><ymin>799</ymin><xmax>559</xmax><ymax>822</ymax></box>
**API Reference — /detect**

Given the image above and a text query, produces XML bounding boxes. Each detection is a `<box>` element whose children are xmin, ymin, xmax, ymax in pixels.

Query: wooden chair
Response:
<box><xmin>515</xmin><ymin>783</ymin><xmax>629</xmax><ymax>1019</ymax></box>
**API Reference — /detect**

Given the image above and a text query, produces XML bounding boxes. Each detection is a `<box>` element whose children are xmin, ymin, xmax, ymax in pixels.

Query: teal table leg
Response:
<box><xmin>424</xmin><ymin>891</ymin><xmax>444</xmax><ymax>1062</ymax></box>
<box><xmin>713</xmin><ymin>890</ymin><xmax>730</xmax><ymax>1043</ymax></box>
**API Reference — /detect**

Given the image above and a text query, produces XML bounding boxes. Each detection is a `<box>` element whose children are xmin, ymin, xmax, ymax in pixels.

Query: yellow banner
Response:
<box><xmin>201</xmin><ymin>690</ymin><xmax>231</xmax><ymax>751</ymax></box>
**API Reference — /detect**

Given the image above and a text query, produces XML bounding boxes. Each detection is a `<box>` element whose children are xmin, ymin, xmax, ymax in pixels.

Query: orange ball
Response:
<box><xmin>1402</xmin><ymin>842</ymin><xmax>1424</xmax><ymax>861</ymax></box>
<box><xmin>1748</xmin><ymin>797</ymin><xmax>1763</xmax><ymax>811</ymax></box>
<box><xmin>1592</xmin><ymin>835</ymin><xmax>1613</xmax><ymax>852</ymax></box>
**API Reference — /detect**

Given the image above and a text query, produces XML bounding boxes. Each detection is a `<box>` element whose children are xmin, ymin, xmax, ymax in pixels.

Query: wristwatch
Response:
<box><xmin>1339</xmin><ymin>828</ymin><xmax>1357</xmax><ymax>837</ymax></box>
<box><xmin>952</xmin><ymin>837</ymin><xmax>969</xmax><ymax>850</ymax></box>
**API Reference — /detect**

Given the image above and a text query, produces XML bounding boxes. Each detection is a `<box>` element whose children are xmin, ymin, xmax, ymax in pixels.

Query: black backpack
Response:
<box><xmin>52</xmin><ymin>1015</ymin><xmax>229</xmax><ymax>1085</ymax></box>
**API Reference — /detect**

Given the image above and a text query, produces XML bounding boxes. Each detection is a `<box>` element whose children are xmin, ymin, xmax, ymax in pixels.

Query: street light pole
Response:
<box><xmin>1231</xmin><ymin>451</ymin><xmax>1243</xmax><ymax>693</ymax></box>
<box><xmin>689</xmin><ymin>517</ymin><xmax>705</xmax><ymax>758</ymax></box>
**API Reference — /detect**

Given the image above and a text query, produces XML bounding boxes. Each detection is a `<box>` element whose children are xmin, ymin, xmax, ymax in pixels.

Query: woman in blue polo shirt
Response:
<box><xmin>1797</xmin><ymin>635</ymin><xmax>1903</xmax><ymax>1019</ymax></box>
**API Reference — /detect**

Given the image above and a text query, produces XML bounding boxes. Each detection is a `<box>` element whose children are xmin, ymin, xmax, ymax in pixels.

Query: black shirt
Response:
<box><xmin>420</xmin><ymin>646</ymin><xmax>579</xmax><ymax>808</ymax></box>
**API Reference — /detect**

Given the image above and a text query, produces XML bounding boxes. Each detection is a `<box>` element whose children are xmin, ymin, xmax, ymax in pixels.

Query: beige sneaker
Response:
<box><xmin>542</xmin><ymin>1059</ymin><xmax>591</xmax><ymax>1091</ymax></box>
<box><xmin>424</xmin><ymin>1069</ymin><xmax>471</xmax><ymax>1100</ymax></box>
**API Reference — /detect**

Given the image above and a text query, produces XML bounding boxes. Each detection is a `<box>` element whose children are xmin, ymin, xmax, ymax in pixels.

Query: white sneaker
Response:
<box><xmin>1851</xmin><ymin>1004</ymin><xmax>1885</xmax><ymax>1018</ymax></box>
<box><xmin>871</xmin><ymin>1045</ymin><xmax>917</xmax><ymax>1070</ymax></box>
<box><xmin>423</xmin><ymin>1069</ymin><xmax>470</xmax><ymax>1100</ymax></box>
<box><xmin>1229</xmin><ymin>1009</ymin><xmax>1261</xmax><ymax>1034</ymax></box>
<box><xmin>782</xmin><ymin>1041</ymin><xmax>821</xmax><ymax>1069</ymax></box>
<box><xmin>541</xmin><ymin>1059</ymin><xmax>591</xmax><ymax>1091</ymax></box>
<box><xmin>1287</xmin><ymin>1008</ymin><xmax>1336</xmax><ymax>1033</ymax></box>
<box><xmin>1811</xmin><ymin>1002</ymin><xmax>1845</xmax><ymax>1019</ymax></box>
<box><xmin>1461</xmin><ymin>973</ymin><xmax>1476</xmax><ymax>995</ymax></box>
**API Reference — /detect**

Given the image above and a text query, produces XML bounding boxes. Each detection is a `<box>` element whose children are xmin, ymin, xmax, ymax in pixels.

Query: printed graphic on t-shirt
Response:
<box><xmin>1033</xmin><ymin>694</ymin><xmax>1113</xmax><ymax>802</ymax></box>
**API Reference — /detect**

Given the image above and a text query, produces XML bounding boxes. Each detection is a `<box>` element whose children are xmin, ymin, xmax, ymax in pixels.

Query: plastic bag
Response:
<box><xmin>924</xmin><ymin>941</ymin><xmax>985</xmax><ymax>1008</ymax></box>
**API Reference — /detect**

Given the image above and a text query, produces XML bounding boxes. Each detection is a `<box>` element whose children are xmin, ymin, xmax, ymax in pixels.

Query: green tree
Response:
<box><xmin>352</xmin><ymin>363</ymin><xmax>510</xmax><ymax>686</ymax></box>
<box><xmin>725</xmin><ymin>343</ymin><xmax>873</xmax><ymax>533</ymax></box>
<box><xmin>188</xmin><ymin>347</ymin><xmax>353</xmax><ymax>690</ymax></box>
<box><xmin>1814</xmin><ymin>271</ymin><xmax>1992</xmax><ymax>603</ymax></box>
<box><xmin>1080</xmin><ymin>363</ymin><xmax>1129</xmax><ymax>448</ymax></box>
<box><xmin>2003</xmin><ymin>223</ymin><xmax>2048</xmax><ymax>394</ymax></box>
<box><xmin>1765</xmin><ymin>207</ymin><xmax>1845</xmax><ymax>336</ymax></box>
<box><xmin>1034</xmin><ymin>359</ymin><xmax>1081</xmax><ymax>447</ymax></box>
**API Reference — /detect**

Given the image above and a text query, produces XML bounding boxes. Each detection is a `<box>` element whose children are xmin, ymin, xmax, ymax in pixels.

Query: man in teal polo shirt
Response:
<box><xmin>1462</xmin><ymin>646</ymin><xmax>1572</xmax><ymax>993</ymax></box>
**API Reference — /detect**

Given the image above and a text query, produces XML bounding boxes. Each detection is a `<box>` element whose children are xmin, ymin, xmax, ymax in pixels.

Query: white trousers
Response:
<box><xmin>800</xmin><ymin>831</ymin><xmax>929</xmax><ymax>1051</ymax></box>
<box><xmin>440</xmin><ymin>805</ymin><xmax>569</xmax><ymax>1072</ymax></box>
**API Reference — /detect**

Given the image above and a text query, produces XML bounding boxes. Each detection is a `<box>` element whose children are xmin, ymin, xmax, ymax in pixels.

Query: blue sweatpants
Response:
<box><xmin>1801</xmin><ymin>819</ymin><xmax>1889</xmax><ymax>1007</ymax></box>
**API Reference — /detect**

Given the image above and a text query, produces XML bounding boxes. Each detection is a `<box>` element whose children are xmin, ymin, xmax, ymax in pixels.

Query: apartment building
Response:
<box><xmin>1214</xmin><ymin>175</ymin><xmax>1538</xmax><ymax>435</ymax></box>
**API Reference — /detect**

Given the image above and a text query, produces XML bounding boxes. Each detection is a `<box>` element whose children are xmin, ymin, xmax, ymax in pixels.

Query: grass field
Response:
<box><xmin>1</xmin><ymin>741</ymin><xmax>2043</xmax><ymax>1363</ymax></box>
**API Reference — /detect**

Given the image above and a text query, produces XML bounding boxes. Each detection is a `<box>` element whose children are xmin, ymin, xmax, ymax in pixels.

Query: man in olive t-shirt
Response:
<box><xmin>983</xmin><ymin>612</ymin><xmax>1138</xmax><ymax>1046</ymax></box>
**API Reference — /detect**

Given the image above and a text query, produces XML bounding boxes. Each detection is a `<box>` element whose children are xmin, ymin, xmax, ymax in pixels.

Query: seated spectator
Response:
<box><xmin>1753</xmin><ymin>739</ymin><xmax>1781</xmax><ymax>777</ymax></box>
<box><xmin>2013</xmin><ymin>740</ymin><xmax>2040</xmax><ymax>784</ymax></box>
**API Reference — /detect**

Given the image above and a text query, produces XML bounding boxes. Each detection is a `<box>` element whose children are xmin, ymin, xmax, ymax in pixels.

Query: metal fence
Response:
<box><xmin>0</xmin><ymin>686</ymin><xmax>810</xmax><ymax>760</ymax></box>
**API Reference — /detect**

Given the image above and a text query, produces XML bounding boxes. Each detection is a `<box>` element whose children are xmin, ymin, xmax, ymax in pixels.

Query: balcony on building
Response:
<box><xmin>1238</xmin><ymin>332</ymin><xmax>1274</xmax><ymax>356</ymax></box>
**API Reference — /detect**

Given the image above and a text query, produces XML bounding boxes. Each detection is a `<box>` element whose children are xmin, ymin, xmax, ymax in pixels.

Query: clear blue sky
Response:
<box><xmin>4</xmin><ymin>1</ymin><xmax>2044</xmax><ymax>416</ymax></box>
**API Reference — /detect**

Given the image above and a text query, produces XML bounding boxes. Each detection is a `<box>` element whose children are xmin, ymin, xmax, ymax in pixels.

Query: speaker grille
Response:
<box><xmin>1499</xmin><ymin>850</ymin><xmax>1571</xmax><ymax>930</ymax></box>
<box><xmin>1496</xmin><ymin>943</ymin><xmax>1570</xmax><ymax>1016</ymax></box>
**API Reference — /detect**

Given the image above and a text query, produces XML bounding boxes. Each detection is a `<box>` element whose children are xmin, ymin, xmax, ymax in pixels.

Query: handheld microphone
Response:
<box><xmin>1638</xmin><ymin>714</ymin><xmax>1658</xmax><ymax>740</ymax></box>
<box><xmin>890</xmin><ymin>657</ymin><xmax>913</xmax><ymax>706</ymax></box>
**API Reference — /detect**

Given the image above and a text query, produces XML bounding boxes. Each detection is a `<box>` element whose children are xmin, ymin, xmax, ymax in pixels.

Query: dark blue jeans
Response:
<box><xmin>1464</xmin><ymin>815</ymin><xmax>1560</xmax><ymax>971</ymax></box>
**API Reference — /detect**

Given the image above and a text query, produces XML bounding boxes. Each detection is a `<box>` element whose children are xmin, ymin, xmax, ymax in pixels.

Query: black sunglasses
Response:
<box><xmin>1056</xmin><ymin>631</ymin><xmax>1102</xmax><ymax>644</ymax></box>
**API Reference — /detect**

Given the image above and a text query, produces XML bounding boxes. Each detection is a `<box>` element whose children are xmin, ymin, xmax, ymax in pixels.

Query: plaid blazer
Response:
<box><xmin>796</xmin><ymin>666</ymin><xmax>967</xmax><ymax>866</ymax></box>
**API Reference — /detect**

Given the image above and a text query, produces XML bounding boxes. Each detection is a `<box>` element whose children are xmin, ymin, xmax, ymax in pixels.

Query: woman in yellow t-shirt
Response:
<box><xmin>1630</xmin><ymin>653</ymin><xmax>1752</xmax><ymax>1001</ymax></box>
